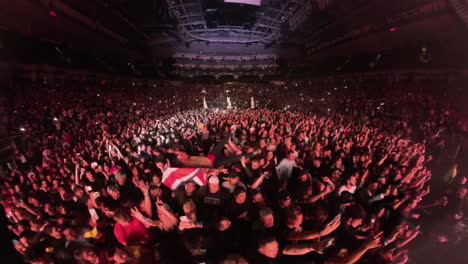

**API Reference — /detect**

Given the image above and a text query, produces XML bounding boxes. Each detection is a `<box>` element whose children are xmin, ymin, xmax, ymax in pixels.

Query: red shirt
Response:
<box><xmin>113</xmin><ymin>217</ymin><xmax>149</xmax><ymax>245</ymax></box>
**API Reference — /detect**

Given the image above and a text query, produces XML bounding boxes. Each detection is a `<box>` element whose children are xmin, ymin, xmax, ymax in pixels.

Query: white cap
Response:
<box><xmin>208</xmin><ymin>175</ymin><xmax>219</xmax><ymax>184</ymax></box>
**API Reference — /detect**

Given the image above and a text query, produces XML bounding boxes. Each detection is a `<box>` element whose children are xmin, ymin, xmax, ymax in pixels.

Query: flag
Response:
<box><xmin>162</xmin><ymin>168</ymin><xmax>207</xmax><ymax>190</ymax></box>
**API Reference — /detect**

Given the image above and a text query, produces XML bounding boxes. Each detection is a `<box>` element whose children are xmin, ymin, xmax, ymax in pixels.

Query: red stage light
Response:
<box><xmin>49</xmin><ymin>10</ymin><xmax>57</xmax><ymax>17</ymax></box>
<box><xmin>390</xmin><ymin>27</ymin><xmax>397</xmax><ymax>32</ymax></box>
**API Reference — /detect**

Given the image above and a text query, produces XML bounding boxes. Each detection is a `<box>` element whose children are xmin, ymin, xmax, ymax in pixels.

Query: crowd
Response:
<box><xmin>0</xmin><ymin>80</ymin><xmax>466</xmax><ymax>264</ymax></box>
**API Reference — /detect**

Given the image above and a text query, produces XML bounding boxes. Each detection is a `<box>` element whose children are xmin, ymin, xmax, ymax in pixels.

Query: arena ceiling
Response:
<box><xmin>0</xmin><ymin>0</ymin><xmax>466</xmax><ymax>77</ymax></box>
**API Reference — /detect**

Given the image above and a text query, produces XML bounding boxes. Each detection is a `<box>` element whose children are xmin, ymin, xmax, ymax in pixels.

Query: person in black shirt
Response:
<box><xmin>195</xmin><ymin>176</ymin><xmax>230</xmax><ymax>224</ymax></box>
<box><xmin>226</xmin><ymin>187</ymin><xmax>250</xmax><ymax>222</ymax></box>
<box><xmin>82</xmin><ymin>168</ymin><xmax>105</xmax><ymax>192</ymax></box>
<box><xmin>309</xmin><ymin>158</ymin><xmax>329</xmax><ymax>179</ymax></box>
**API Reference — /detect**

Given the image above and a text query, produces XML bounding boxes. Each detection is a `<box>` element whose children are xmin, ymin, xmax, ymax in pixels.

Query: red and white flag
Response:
<box><xmin>162</xmin><ymin>168</ymin><xmax>207</xmax><ymax>190</ymax></box>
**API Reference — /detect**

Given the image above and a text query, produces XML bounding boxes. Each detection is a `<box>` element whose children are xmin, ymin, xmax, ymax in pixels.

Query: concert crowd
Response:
<box><xmin>1</xmin><ymin>81</ymin><xmax>467</xmax><ymax>264</ymax></box>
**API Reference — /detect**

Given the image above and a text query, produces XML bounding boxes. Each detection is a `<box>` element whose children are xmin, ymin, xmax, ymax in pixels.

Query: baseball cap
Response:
<box><xmin>209</xmin><ymin>175</ymin><xmax>220</xmax><ymax>184</ymax></box>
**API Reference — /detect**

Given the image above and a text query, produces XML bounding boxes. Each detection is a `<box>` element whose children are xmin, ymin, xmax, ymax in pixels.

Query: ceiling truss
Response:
<box><xmin>164</xmin><ymin>0</ymin><xmax>301</xmax><ymax>43</ymax></box>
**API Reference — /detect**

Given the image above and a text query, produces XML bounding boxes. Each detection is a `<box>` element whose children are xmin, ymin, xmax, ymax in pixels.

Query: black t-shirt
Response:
<box><xmin>332</xmin><ymin>224</ymin><xmax>362</xmax><ymax>254</ymax></box>
<box><xmin>195</xmin><ymin>186</ymin><xmax>230</xmax><ymax>222</ymax></box>
<box><xmin>83</xmin><ymin>173</ymin><xmax>106</xmax><ymax>191</ymax></box>
<box><xmin>309</xmin><ymin>165</ymin><xmax>329</xmax><ymax>178</ymax></box>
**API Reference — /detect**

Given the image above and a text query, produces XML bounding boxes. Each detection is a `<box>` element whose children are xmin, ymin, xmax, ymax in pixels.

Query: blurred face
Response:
<box><xmin>116</xmin><ymin>177</ymin><xmax>126</xmax><ymax>186</ymax></box>
<box><xmin>253</xmin><ymin>193</ymin><xmax>264</xmax><ymax>205</ymax></box>
<box><xmin>262</xmin><ymin>214</ymin><xmax>275</xmax><ymax>228</ymax></box>
<box><xmin>63</xmin><ymin>228</ymin><xmax>76</xmax><ymax>240</ymax></box>
<box><xmin>185</xmin><ymin>182</ymin><xmax>196</xmax><ymax>194</ymax></box>
<box><xmin>280</xmin><ymin>197</ymin><xmax>291</xmax><ymax>208</ymax></box>
<box><xmin>113</xmin><ymin>248</ymin><xmax>130</xmax><ymax>264</ymax></box>
<box><xmin>299</xmin><ymin>173</ymin><xmax>309</xmax><ymax>182</ymax></box>
<box><xmin>259</xmin><ymin>240</ymin><xmax>279</xmax><ymax>259</ymax></box>
<box><xmin>378</xmin><ymin>177</ymin><xmax>387</xmax><ymax>185</ymax></box>
<box><xmin>80</xmin><ymin>249</ymin><xmax>99</xmax><ymax>264</ymax></box>
<box><xmin>110</xmin><ymin>190</ymin><xmax>120</xmax><ymax>200</ymax></box>
<box><xmin>332</xmin><ymin>170</ymin><xmax>341</xmax><ymax>180</ymax></box>
<box><xmin>235</xmin><ymin>192</ymin><xmax>247</xmax><ymax>204</ymax></box>
<box><xmin>313</xmin><ymin>159</ymin><xmax>321</xmax><ymax>167</ymax></box>
<box><xmin>177</xmin><ymin>152</ymin><xmax>189</xmax><ymax>161</ymax></box>
<box><xmin>152</xmin><ymin>175</ymin><xmax>161</xmax><ymax>184</ymax></box>
<box><xmin>219</xmin><ymin>219</ymin><xmax>231</xmax><ymax>231</ymax></box>
<box><xmin>86</xmin><ymin>172</ymin><xmax>94</xmax><ymax>181</ymax></box>
<box><xmin>229</xmin><ymin>176</ymin><xmax>239</xmax><ymax>185</ymax></box>
<box><xmin>75</xmin><ymin>188</ymin><xmax>84</xmax><ymax>197</ymax></box>
<box><xmin>290</xmin><ymin>213</ymin><xmax>303</xmax><ymax>228</ymax></box>
<box><xmin>58</xmin><ymin>187</ymin><xmax>66</xmax><ymax>196</ymax></box>
<box><xmin>149</xmin><ymin>188</ymin><xmax>162</xmax><ymax>199</ymax></box>
<box><xmin>350</xmin><ymin>218</ymin><xmax>363</xmax><ymax>228</ymax></box>
<box><xmin>369</xmin><ymin>182</ymin><xmax>379</xmax><ymax>192</ymax></box>
<box><xmin>266</xmin><ymin>151</ymin><xmax>274</xmax><ymax>160</ymax></box>
<box><xmin>208</xmin><ymin>183</ymin><xmax>220</xmax><ymax>193</ymax></box>
<box><xmin>251</xmin><ymin>160</ymin><xmax>260</xmax><ymax>169</ymax></box>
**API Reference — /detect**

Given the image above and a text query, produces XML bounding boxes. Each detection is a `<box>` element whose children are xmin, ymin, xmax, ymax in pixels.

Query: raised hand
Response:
<box><xmin>240</xmin><ymin>155</ymin><xmax>247</xmax><ymax>168</ymax></box>
<box><xmin>364</xmin><ymin>232</ymin><xmax>383</xmax><ymax>249</ymax></box>
<box><xmin>320</xmin><ymin>216</ymin><xmax>341</xmax><ymax>236</ymax></box>
<box><xmin>130</xmin><ymin>206</ymin><xmax>144</xmax><ymax>220</ymax></box>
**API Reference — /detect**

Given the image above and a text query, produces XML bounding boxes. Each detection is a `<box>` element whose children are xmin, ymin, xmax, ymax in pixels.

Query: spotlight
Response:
<box><xmin>49</xmin><ymin>10</ymin><xmax>57</xmax><ymax>17</ymax></box>
<box><xmin>389</xmin><ymin>27</ymin><xmax>397</xmax><ymax>32</ymax></box>
<box><xmin>20</xmin><ymin>127</ymin><xmax>26</xmax><ymax>132</ymax></box>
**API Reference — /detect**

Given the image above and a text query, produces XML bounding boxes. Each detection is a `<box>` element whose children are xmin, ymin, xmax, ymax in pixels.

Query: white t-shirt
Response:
<box><xmin>276</xmin><ymin>158</ymin><xmax>296</xmax><ymax>180</ymax></box>
<box><xmin>337</xmin><ymin>185</ymin><xmax>357</xmax><ymax>196</ymax></box>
